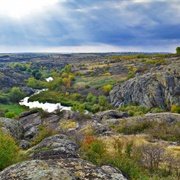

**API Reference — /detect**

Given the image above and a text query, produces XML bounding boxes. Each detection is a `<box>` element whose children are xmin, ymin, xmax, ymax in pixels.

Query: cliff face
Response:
<box><xmin>110</xmin><ymin>61</ymin><xmax>180</xmax><ymax>109</ymax></box>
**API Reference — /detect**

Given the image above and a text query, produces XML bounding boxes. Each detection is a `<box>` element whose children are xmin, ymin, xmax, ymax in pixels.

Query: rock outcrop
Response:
<box><xmin>95</xmin><ymin>110</ymin><xmax>128</xmax><ymax>120</ymax></box>
<box><xmin>110</xmin><ymin>68</ymin><xmax>180</xmax><ymax>109</ymax></box>
<box><xmin>0</xmin><ymin>159</ymin><xmax>127</xmax><ymax>180</ymax></box>
<box><xmin>19</xmin><ymin>110</ymin><xmax>42</xmax><ymax>140</ymax></box>
<box><xmin>19</xmin><ymin>110</ymin><xmax>61</xmax><ymax>140</ymax></box>
<box><xmin>0</xmin><ymin>110</ymin><xmax>129</xmax><ymax>179</ymax></box>
<box><xmin>29</xmin><ymin>134</ymin><xmax>79</xmax><ymax>159</ymax></box>
<box><xmin>0</xmin><ymin>117</ymin><xmax>23</xmax><ymax>141</ymax></box>
<box><xmin>145</xmin><ymin>112</ymin><xmax>180</xmax><ymax>123</ymax></box>
<box><xmin>0</xmin><ymin>68</ymin><xmax>29</xmax><ymax>90</ymax></box>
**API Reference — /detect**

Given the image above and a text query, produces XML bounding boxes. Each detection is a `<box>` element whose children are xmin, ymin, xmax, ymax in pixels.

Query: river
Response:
<box><xmin>19</xmin><ymin>77</ymin><xmax>71</xmax><ymax>113</ymax></box>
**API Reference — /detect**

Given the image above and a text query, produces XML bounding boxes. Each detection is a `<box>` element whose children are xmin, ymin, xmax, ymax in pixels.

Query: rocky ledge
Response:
<box><xmin>110</xmin><ymin>62</ymin><xmax>180</xmax><ymax>109</ymax></box>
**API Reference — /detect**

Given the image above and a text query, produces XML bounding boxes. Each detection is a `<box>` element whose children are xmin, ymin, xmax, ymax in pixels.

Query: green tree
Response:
<box><xmin>32</xmin><ymin>70</ymin><xmax>42</xmax><ymax>80</ymax></box>
<box><xmin>176</xmin><ymin>47</ymin><xmax>180</xmax><ymax>54</ymax></box>
<box><xmin>10</xmin><ymin>87</ymin><xmax>25</xmax><ymax>103</ymax></box>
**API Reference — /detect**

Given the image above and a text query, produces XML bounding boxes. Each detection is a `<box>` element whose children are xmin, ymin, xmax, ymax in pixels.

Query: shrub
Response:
<box><xmin>148</xmin><ymin>121</ymin><xmax>180</xmax><ymax>142</ymax></box>
<box><xmin>10</xmin><ymin>87</ymin><xmax>25</xmax><ymax>103</ymax></box>
<box><xmin>98</xmin><ymin>96</ymin><xmax>107</xmax><ymax>106</ymax></box>
<box><xmin>31</xmin><ymin>125</ymin><xmax>58</xmax><ymax>146</ymax></box>
<box><xmin>27</xmin><ymin>77</ymin><xmax>46</xmax><ymax>89</ymax></box>
<box><xmin>0</xmin><ymin>95</ymin><xmax>9</xmax><ymax>104</ymax></box>
<box><xmin>176</xmin><ymin>47</ymin><xmax>180</xmax><ymax>54</ymax></box>
<box><xmin>144</xmin><ymin>59</ymin><xmax>166</xmax><ymax>65</ymax></box>
<box><xmin>86</xmin><ymin>93</ymin><xmax>93</xmax><ymax>102</ymax></box>
<box><xmin>106</xmin><ymin>138</ymin><xmax>146</xmax><ymax>179</ymax></box>
<box><xmin>118</xmin><ymin>104</ymin><xmax>164</xmax><ymax>116</ymax></box>
<box><xmin>5</xmin><ymin>111</ymin><xmax>16</xmax><ymax>118</ymax></box>
<box><xmin>128</xmin><ymin>110</ymin><xmax>134</xmax><ymax>116</ymax></box>
<box><xmin>103</xmin><ymin>84</ymin><xmax>112</xmax><ymax>95</ymax></box>
<box><xmin>171</xmin><ymin>105</ymin><xmax>180</xmax><ymax>113</ymax></box>
<box><xmin>72</xmin><ymin>104</ymin><xmax>85</xmax><ymax>113</ymax></box>
<box><xmin>79</xmin><ymin>136</ymin><xmax>107</xmax><ymax>165</ymax></box>
<box><xmin>116</xmin><ymin>118</ymin><xmax>154</xmax><ymax>135</ymax></box>
<box><xmin>0</xmin><ymin>129</ymin><xmax>20</xmax><ymax>170</ymax></box>
<box><xmin>137</xmin><ymin>144</ymin><xmax>165</xmax><ymax>172</ymax></box>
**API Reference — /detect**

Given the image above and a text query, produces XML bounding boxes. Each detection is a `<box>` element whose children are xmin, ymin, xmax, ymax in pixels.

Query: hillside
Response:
<box><xmin>0</xmin><ymin>53</ymin><xmax>179</xmax><ymax>180</ymax></box>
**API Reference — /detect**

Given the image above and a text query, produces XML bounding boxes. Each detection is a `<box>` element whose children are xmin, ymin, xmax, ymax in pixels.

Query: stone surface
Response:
<box><xmin>110</xmin><ymin>69</ymin><xmax>180</xmax><ymax>110</ymax></box>
<box><xmin>19</xmin><ymin>111</ymin><xmax>42</xmax><ymax>140</ymax></box>
<box><xmin>20</xmin><ymin>86</ymin><xmax>36</xmax><ymax>96</ymax></box>
<box><xmin>43</xmin><ymin>114</ymin><xmax>60</xmax><ymax>131</ymax></box>
<box><xmin>19</xmin><ymin>140</ymin><xmax>31</xmax><ymax>150</ymax></box>
<box><xmin>95</xmin><ymin>110</ymin><xmax>128</xmax><ymax>120</ymax></box>
<box><xmin>29</xmin><ymin>134</ymin><xmax>79</xmax><ymax>160</ymax></box>
<box><xmin>0</xmin><ymin>117</ymin><xmax>23</xmax><ymax>141</ymax></box>
<box><xmin>145</xmin><ymin>112</ymin><xmax>180</xmax><ymax>123</ymax></box>
<box><xmin>124</xmin><ymin>112</ymin><xmax>180</xmax><ymax>125</ymax></box>
<box><xmin>0</xmin><ymin>159</ymin><xmax>127</xmax><ymax>180</ymax></box>
<box><xmin>19</xmin><ymin>110</ymin><xmax>62</xmax><ymax>140</ymax></box>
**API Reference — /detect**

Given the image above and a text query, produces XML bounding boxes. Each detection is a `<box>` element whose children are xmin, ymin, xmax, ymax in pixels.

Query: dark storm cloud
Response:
<box><xmin>0</xmin><ymin>0</ymin><xmax>179</xmax><ymax>52</ymax></box>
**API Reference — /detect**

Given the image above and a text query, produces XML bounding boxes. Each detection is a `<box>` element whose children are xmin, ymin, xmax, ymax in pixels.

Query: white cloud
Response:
<box><xmin>133</xmin><ymin>0</ymin><xmax>169</xmax><ymax>2</ymax></box>
<box><xmin>0</xmin><ymin>0</ymin><xmax>60</xmax><ymax>19</ymax></box>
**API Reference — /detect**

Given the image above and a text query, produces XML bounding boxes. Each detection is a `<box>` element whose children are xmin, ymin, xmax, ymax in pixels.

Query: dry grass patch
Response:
<box><xmin>79</xmin><ymin>122</ymin><xmax>94</xmax><ymax>135</ymax></box>
<box><xmin>99</xmin><ymin>134</ymin><xmax>149</xmax><ymax>154</ymax></box>
<box><xmin>60</xmin><ymin>120</ymin><xmax>77</xmax><ymax>130</ymax></box>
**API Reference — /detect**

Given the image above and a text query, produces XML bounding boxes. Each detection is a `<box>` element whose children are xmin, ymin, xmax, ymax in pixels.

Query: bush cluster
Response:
<box><xmin>79</xmin><ymin>136</ymin><xmax>180</xmax><ymax>180</ymax></box>
<box><xmin>113</xmin><ymin>118</ymin><xmax>180</xmax><ymax>142</ymax></box>
<box><xmin>118</xmin><ymin>104</ymin><xmax>165</xmax><ymax>116</ymax></box>
<box><xmin>0</xmin><ymin>129</ymin><xmax>25</xmax><ymax>170</ymax></box>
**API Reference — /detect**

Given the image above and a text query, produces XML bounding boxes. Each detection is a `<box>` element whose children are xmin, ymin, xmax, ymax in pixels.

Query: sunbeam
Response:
<box><xmin>0</xmin><ymin>0</ymin><xmax>60</xmax><ymax>19</ymax></box>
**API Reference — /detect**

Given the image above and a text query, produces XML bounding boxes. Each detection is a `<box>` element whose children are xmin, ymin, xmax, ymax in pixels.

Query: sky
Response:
<box><xmin>0</xmin><ymin>0</ymin><xmax>179</xmax><ymax>53</ymax></box>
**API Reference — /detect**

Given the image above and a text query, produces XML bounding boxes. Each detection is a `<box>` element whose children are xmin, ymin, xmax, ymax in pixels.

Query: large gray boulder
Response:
<box><xmin>0</xmin><ymin>159</ymin><xmax>127</xmax><ymax>180</ymax></box>
<box><xmin>110</xmin><ymin>70</ymin><xmax>180</xmax><ymax>110</ymax></box>
<box><xmin>0</xmin><ymin>117</ymin><xmax>23</xmax><ymax>141</ymax></box>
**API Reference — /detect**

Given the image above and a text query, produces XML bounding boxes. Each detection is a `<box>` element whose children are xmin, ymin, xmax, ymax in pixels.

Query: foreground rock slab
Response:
<box><xmin>0</xmin><ymin>159</ymin><xmax>127</xmax><ymax>180</ymax></box>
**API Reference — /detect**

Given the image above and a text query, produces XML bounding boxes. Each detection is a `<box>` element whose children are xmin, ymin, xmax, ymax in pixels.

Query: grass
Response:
<box><xmin>142</xmin><ymin>59</ymin><xmax>166</xmax><ymax>65</ymax></box>
<box><xmin>0</xmin><ymin>104</ymin><xmax>27</xmax><ymax>115</ymax></box>
<box><xmin>75</xmin><ymin>75</ymin><xmax>125</xmax><ymax>88</ymax></box>
<box><xmin>110</xmin><ymin>117</ymin><xmax>180</xmax><ymax>142</ymax></box>
<box><xmin>79</xmin><ymin>122</ymin><xmax>94</xmax><ymax>135</ymax></box>
<box><xmin>99</xmin><ymin>134</ymin><xmax>148</xmax><ymax>154</ymax></box>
